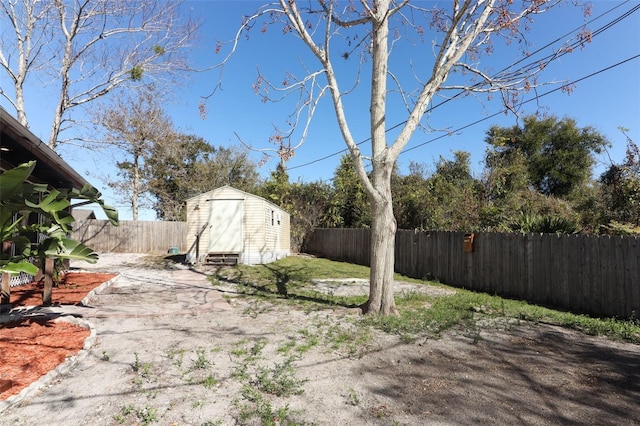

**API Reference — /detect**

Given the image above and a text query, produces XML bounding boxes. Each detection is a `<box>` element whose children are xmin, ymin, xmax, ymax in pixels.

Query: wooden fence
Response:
<box><xmin>72</xmin><ymin>219</ymin><xmax>187</xmax><ymax>254</ymax></box>
<box><xmin>305</xmin><ymin>228</ymin><xmax>640</xmax><ymax>319</ymax></box>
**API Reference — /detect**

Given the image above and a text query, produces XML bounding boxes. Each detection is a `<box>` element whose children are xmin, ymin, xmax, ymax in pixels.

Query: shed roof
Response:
<box><xmin>0</xmin><ymin>106</ymin><xmax>89</xmax><ymax>190</ymax></box>
<box><xmin>187</xmin><ymin>185</ymin><xmax>289</xmax><ymax>214</ymax></box>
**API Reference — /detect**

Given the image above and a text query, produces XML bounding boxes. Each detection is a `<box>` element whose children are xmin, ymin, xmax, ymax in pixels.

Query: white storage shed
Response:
<box><xmin>186</xmin><ymin>186</ymin><xmax>290</xmax><ymax>265</ymax></box>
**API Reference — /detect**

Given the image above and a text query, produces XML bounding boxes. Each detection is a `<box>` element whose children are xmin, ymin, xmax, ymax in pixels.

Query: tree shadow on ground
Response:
<box><xmin>211</xmin><ymin>263</ymin><xmax>363</xmax><ymax>311</ymax></box>
<box><xmin>358</xmin><ymin>324</ymin><xmax>640</xmax><ymax>425</ymax></box>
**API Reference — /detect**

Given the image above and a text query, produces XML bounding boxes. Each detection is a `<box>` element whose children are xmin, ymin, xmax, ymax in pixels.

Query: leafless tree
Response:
<box><xmin>94</xmin><ymin>85</ymin><xmax>173</xmax><ymax>221</ymax></box>
<box><xmin>213</xmin><ymin>0</ymin><xmax>591</xmax><ymax>315</ymax></box>
<box><xmin>0</xmin><ymin>0</ymin><xmax>54</xmax><ymax>127</ymax></box>
<box><xmin>0</xmin><ymin>0</ymin><xmax>197</xmax><ymax>149</ymax></box>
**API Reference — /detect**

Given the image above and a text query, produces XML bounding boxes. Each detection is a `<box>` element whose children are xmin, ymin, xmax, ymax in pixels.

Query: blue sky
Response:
<box><xmin>3</xmin><ymin>1</ymin><xmax>639</xmax><ymax>220</ymax></box>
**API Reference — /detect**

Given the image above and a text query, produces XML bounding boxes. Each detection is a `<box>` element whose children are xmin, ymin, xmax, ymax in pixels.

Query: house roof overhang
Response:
<box><xmin>0</xmin><ymin>107</ymin><xmax>89</xmax><ymax>190</ymax></box>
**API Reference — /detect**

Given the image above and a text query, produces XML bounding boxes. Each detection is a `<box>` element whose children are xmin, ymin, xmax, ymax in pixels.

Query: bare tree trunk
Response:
<box><xmin>363</xmin><ymin>168</ymin><xmax>398</xmax><ymax>316</ymax></box>
<box><xmin>362</xmin><ymin>0</ymin><xmax>397</xmax><ymax>316</ymax></box>
<box><xmin>49</xmin><ymin>92</ymin><xmax>65</xmax><ymax>149</ymax></box>
<box><xmin>14</xmin><ymin>84</ymin><xmax>27</xmax><ymax>127</ymax></box>
<box><xmin>132</xmin><ymin>152</ymin><xmax>140</xmax><ymax>221</ymax></box>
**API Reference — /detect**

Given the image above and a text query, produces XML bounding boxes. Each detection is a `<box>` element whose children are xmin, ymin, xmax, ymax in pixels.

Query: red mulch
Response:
<box><xmin>9</xmin><ymin>272</ymin><xmax>116</xmax><ymax>307</ymax></box>
<box><xmin>0</xmin><ymin>272</ymin><xmax>115</xmax><ymax>400</ymax></box>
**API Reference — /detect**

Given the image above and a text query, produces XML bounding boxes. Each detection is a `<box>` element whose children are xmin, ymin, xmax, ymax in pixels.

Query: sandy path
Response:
<box><xmin>1</xmin><ymin>254</ymin><xmax>639</xmax><ymax>425</ymax></box>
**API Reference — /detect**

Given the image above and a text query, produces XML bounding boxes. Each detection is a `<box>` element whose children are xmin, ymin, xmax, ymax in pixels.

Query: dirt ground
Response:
<box><xmin>0</xmin><ymin>253</ymin><xmax>639</xmax><ymax>425</ymax></box>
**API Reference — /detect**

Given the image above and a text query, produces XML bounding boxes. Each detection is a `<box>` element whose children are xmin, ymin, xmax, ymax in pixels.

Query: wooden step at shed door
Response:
<box><xmin>204</xmin><ymin>253</ymin><xmax>239</xmax><ymax>266</ymax></box>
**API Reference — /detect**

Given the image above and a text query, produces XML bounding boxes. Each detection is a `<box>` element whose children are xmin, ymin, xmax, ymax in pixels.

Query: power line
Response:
<box><xmin>402</xmin><ymin>53</ymin><xmax>640</xmax><ymax>155</ymax></box>
<box><xmin>286</xmin><ymin>2</ymin><xmax>639</xmax><ymax>172</ymax></box>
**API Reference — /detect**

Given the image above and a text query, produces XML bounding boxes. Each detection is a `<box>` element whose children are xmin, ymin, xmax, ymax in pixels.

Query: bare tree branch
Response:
<box><xmin>0</xmin><ymin>0</ymin><xmax>198</xmax><ymax>149</ymax></box>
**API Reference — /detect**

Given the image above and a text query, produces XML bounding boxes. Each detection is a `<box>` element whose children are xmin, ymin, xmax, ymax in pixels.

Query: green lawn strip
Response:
<box><xmin>208</xmin><ymin>256</ymin><xmax>640</xmax><ymax>343</ymax></box>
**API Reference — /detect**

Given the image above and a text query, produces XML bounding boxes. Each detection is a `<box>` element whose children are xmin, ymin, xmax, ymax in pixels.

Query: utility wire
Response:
<box><xmin>402</xmin><ymin>53</ymin><xmax>640</xmax><ymax>154</ymax></box>
<box><xmin>286</xmin><ymin>2</ymin><xmax>638</xmax><ymax>172</ymax></box>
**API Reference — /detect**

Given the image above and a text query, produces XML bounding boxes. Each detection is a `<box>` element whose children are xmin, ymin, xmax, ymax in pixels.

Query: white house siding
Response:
<box><xmin>186</xmin><ymin>186</ymin><xmax>290</xmax><ymax>265</ymax></box>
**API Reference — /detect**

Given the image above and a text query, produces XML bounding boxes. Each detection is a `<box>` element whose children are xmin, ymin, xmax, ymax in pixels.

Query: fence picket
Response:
<box><xmin>305</xmin><ymin>228</ymin><xmax>640</xmax><ymax>319</ymax></box>
<box><xmin>72</xmin><ymin>219</ymin><xmax>187</xmax><ymax>254</ymax></box>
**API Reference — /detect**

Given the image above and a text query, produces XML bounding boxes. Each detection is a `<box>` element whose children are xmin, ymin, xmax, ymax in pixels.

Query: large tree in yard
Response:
<box><xmin>215</xmin><ymin>1</ymin><xmax>590</xmax><ymax>315</ymax></box>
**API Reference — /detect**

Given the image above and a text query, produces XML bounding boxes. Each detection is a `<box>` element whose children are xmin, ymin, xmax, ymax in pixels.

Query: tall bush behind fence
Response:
<box><xmin>305</xmin><ymin>228</ymin><xmax>639</xmax><ymax>319</ymax></box>
<box><xmin>72</xmin><ymin>219</ymin><xmax>187</xmax><ymax>254</ymax></box>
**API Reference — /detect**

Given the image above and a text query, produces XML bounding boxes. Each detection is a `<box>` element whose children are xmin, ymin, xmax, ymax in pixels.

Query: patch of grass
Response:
<box><xmin>131</xmin><ymin>352</ymin><xmax>155</xmax><ymax>382</ymax></box>
<box><xmin>164</xmin><ymin>346</ymin><xmax>187</xmax><ymax>368</ymax></box>
<box><xmin>215</xmin><ymin>256</ymin><xmax>640</xmax><ymax>343</ymax></box>
<box><xmin>190</xmin><ymin>347</ymin><xmax>212</xmax><ymax>370</ymax></box>
<box><xmin>242</xmin><ymin>302</ymin><xmax>273</xmax><ymax>318</ymax></box>
<box><xmin>252</xmin><ymin>356</ymin><xmax>307</xmax><ymax>397</ymax></box>
<box><xmin>231</xmin><ymin>363</ymin><xmax>250</xmax><ymax>381</ymax></box>
<box><xmin>367</xmin><ymin>288</ymin><xmax>640</xmax><ymax>343</ymax></box>
<box><xmin>113</xmin><ymin>404</ymin><xmax>134</xmax><ymax>423</ymax></box>
<box><xmin>114</xmin><ymin>403</ymin><xmax>158</xmax><ymax>426</ymax></box>
<box><xmin>513</xmin><ymin>305</ymin><xmax>640</xmax><ymax>343</ymax></box>
<box><xmin>319</xmin><ymin>320</ymin><xmax>372</xmax><ymax>357</ymax></box>
<box><xmin>235</xmin><ymin>385</ymin><xmax>299</xmax><ymax>425</ymax></box>
<box><xmin>277</xmin><ymin>330</ymin><xmax>320</xmax><ymax>356</ymax></box>
<box><xmin>250</xmin><ymin>339</ymin><xmax>267</xmax><ymax>358</ymax></box>
<box><xmin>165</xmin><ymin>345</ymin><xmax>224</xmax><ymax>389</ymax></box>
<box><xmin>231</xmin><ymin>338</ymin><xmax>266</xmax><ymax>360</ymax></box>
<box><xmin>212</xmin><ymin>256</ymin><xmax>371</xmax><ymax>307</ymax></box>
<box><xmin>230</xmin><ymin>338</ymin><xmax>269</xmax><ymax>382</ymax></box>
<box><xmin>366</xmin><ymin>292</ymin><xmax>477</xmax><ymax>338</ymax></box>
<box><xmin>201</xmin><ymin>374</ymin><xmax>218</xmax><ymax>389</ymax></box>
<box><xmin>230</xmin><ymin>339</ymin><xmax>249</xmax><ymax>357</ymax></box>
<box><xmin>228</xmin><ymin>338</ymin><xmax>308</xmax><ymax>420</ymax></box>
<box><xmin>277</xmin><ymin>338</ymin><xmax>297</xmax><ymax>354</ymax></box>
<box><xmin>237</xmin><ymin>257</ymin><xmax>371</xmax><ymax>284</ymax></box>
<box><xmin>201</xmin><ymin>420</ymin><xmax>224</xmax><ymax>426</ymax></box>
<box><xmin>295</xmin><ymin>332</ymin><xmax>319</xmax><ymax>354</ymax></box>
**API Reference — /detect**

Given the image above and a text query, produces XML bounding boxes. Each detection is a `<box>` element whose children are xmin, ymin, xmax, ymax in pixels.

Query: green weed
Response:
<box><xmin>236</xmin><ymin>385</ymin><xmax>298</xmax><ymax>425</ymax></box>
<box><xmin>201</xmin><ymin>374</ymin><xmax>218</xmax><ymax>389</ymax></box>
<box><xmin>131</xmin><ymin>352</ymin><xmax>154</xmax><ymax>381</ymax></box>
<box><xmin>252</xmin><ymin>357</ymin><xmax>307</xmax><ymax>397</ymax></box>
<box><xmin>345</xmin><ymin>387</ymin><xmax>360</xmax><ymax>406</ymax></box>
<box><xmin>164</xmin><ymin>346</ymin><xmax>187</xmax><ymax>368</ymax></box>
<box><xmin>191</xmin><ymin>347</ymin><xmax>212</xmax><ymax>370</ymax></box>
<box><xmin>277</xmin><ymin>338</ymin><xmax>297</xmax><ymax>354</ymax></box>
<box><xmin>114</xmin><ymin>403</ymin><xmax>158</xmax><ymax>425</ymax></box>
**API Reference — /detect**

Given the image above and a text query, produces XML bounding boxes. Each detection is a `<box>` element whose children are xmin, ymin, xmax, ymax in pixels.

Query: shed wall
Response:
<box><xmin>186</xmin><ymin>191</ymin><xmax>212</xmax><ymax>262</ymax></box>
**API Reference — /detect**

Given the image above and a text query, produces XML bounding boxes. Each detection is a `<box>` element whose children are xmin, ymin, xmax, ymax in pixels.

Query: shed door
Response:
<box><xmin>208</xmin><ymin>199</ymin><xmax>243</xmax><ymax>252</ymax></box>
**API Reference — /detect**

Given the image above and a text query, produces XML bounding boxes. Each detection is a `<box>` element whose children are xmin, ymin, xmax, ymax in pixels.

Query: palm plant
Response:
<box><xmin>1</xmin><ymin>161</ymin><xmax>118</xmax><ymax>276</ymax></box>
